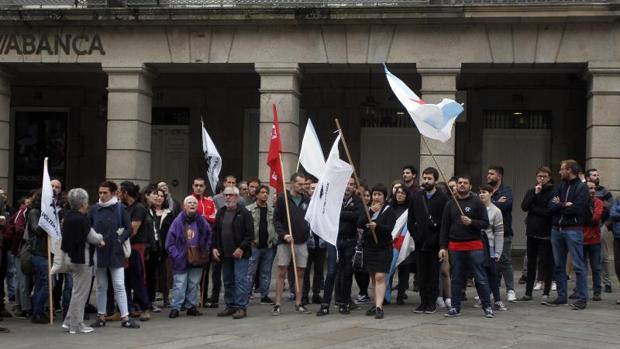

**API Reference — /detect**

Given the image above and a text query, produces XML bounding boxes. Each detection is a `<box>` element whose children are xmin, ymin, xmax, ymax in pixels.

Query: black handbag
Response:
<box><xmin>352</xmin><ymin>229</ymin><xmax>364</xmax><ymax>272</ymax></box>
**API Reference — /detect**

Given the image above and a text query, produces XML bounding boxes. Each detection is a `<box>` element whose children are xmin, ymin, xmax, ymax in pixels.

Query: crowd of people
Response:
<box><xmin>0</xmin><ymin>159</ymin><xmax>619</xmax><ymax>334</ymax></box>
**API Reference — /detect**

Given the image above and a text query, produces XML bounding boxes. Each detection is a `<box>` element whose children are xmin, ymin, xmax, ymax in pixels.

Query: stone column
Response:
<box><xmin>586</xmin><ymin>63</ymin><xmax>620</xmax><ymax>198</ymax></box>
<box><xmin>103</xmin><ymin>65</ymin><xmax>154</xmax><ymax>188</ymax></box>
<box><xmin>0</xmin><ymin>68</ymin><xmax>10</xmax><ymax>197</ymax></box>
<box><xmin>255</xmin><ymin>63</ymin><xmax>301</xmax><ymax>184</ymax></box>
<box><xmin>417</xmin><ymin>66</ymin><xmax>460</xmax><ymax>179</ymax></box>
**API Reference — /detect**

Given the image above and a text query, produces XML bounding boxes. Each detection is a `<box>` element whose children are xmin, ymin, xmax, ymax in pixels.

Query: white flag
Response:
<box><xmin>38</xmin><ymin>157</ymin><xmax>61</xmax><ymax>251</ymax></box>
<box><xmin>384</xmin><ymin>64</ymin><xmax>464</xmax><ymax>143</ymax></box>
<box><xmin>298</xmin><ymin>119</ymin><xmax>325</xmax><ymax>179</ymax></box>
<box><xmin>201</xmin><ymin>117</ymin><xmax>222</xmax><ymax>195</ymax></box>
<box><xmin>391</xmin><ymin>210</ymin><xmax>415</xmax><ymax>266</ymax></box>
<box><xmin>304</xmin><ymin>135</ymin><xmax>353</xmax><ymax>247</ymax></box>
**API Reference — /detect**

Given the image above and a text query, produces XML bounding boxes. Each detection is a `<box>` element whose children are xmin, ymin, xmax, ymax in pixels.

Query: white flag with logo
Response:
<box><xmin>384</xmin><ymin>64</ymin><xmax>464</xmax><ymax>143</ymax></box>
<box><xmin>304</xmin><ymin>134</ymin><xmax>353</xmax><ymax>247</ymax></box>
<box><xmin>298</xmin><ymin>119</ymin><xmax>325</xmax><ymax>179</ymax></box>
<box><xmin>201</xmin><ymin>117</ymin><xmax>222</xmax><ymax>195</ymax></box>
<box><xmin>38</xmin><ymin>157</ymin><xmax>61</xmax><ymax>251</ymax></box>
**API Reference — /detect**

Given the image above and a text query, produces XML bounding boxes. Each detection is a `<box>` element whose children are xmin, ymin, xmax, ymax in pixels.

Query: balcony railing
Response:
<box><xmin>0</xmin><ymin>0</ymin><xmax>612</xmax><ymax>9</ymax></box>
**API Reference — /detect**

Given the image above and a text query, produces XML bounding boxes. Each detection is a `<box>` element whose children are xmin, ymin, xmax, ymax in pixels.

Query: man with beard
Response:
<box><xmin>487</xmin><ymin>166</ymin><xmax>516</xmax><ymax>302</ymax></box>
<box><xmin>547</xmin><ymin>160</ymin><xmax>589</xmax><ymax>310</ymax></box>
<box><xmin>408</xmin><ymin>167</ymin><xmax>449</xmax><ymax>314</ymax></box>
<box><xmin>439</xmin><ymin>176</ymin><xmax>491</xmax><ymax>318</ymax></box>
<box><xmin>516</xmin><ymin>167</ymin><xmax>555</xmax><ymax>303</ymax></box>
<box><xmin>402</xmin><ymin>165</ymin><xmax>419</xmax><ymax>196</ymax></box>
<box><xmin>586</xmin><ymin>169</ymin><xmax>614</xmax><ymax>293</ymax></box>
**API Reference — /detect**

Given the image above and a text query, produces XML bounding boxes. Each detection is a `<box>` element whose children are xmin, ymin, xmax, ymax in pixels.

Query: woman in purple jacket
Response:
<box><xmin>165</xmin><ymin>195</ymin><xmax>211</xmax><ymax>319</ymax></box>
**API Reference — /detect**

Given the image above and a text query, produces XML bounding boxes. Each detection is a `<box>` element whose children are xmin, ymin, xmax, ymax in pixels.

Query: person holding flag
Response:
<box><xmin>358</xmin><ymin>184</ymin><xmax>396</xmax><ymax>319</ymax></box>
<box><xmin>385</xmin><ymin>185</ymin><xmax>414</xmax><ymax>306</ymax></box>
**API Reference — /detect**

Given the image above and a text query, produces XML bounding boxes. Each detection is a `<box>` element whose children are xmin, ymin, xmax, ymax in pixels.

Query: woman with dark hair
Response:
<box><xmin>26</xmin><ymin>190</ymin><xmax>51</xmax><ymax>324</ymax></box>
<box><xmin>391</xmin><ymin>186</ymin><xmax>414</xmax><ymax>305</ymax></box>
<box><xmin>118</xmin><ymin>181</ymin><xmax>152</xmax><ymax>321</ymax></box>
<box><xmin>144</xmin><ymin>185</ymin><xmax>174</xmax><ymax>310</ymax></box>
<box><xmin>90</xmin><ymin>181</ymin><xmax>139</xmax><ymax>329</ymax></box>
<box><xmin>354</xmin><ymin>183</ymin><xmax>371</xmax><ymax>304</ymax></box>
<box><xmin>358</xmin><ymin>184</ymin><xmax>396</xmax><ymax>319</ymax></box>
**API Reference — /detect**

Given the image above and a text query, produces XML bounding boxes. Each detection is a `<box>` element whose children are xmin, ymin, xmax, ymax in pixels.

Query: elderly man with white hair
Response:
<box><xmin>212</xmin><ymin>186</ymin><xmax>254</xmax><ymax>319</ymax></box>
<box><xmin>165</xmin><ymin>195</ymin><xmax>212</xmax><ymax>319</ymax></box>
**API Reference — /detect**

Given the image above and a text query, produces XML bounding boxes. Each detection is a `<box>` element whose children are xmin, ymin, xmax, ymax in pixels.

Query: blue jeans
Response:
<box><xmin>450</xmin><ymin>249</ymin><xmax>491</xmax><ymax>312</ymax></box>
<box><xmin>583</xmin><ymin>243</ymin><xmax>602</xmax><ymax>294</ymax></box>
<box><xmin>222</xmin><ymin>257</ymin><xmax>250</xmax><ymax>309</ymax></box>
<box><xmin>31</xmin><ymin>255</ymin><xmax>49</xmax><ymax>316</ymax></box>
<box><xmin>171</xmin><ymin>268</ymin><xmax>203</xmax><ymax>311</ymax></box>
<box><xmin>551</xmin><ymin>228</ymin><xmax>587</xmax><ymax>302</ymax></box>
<box><xmin>247</xmin><ymin>247</ymin><xmax>275</xmax><ymax>298</ymax></box>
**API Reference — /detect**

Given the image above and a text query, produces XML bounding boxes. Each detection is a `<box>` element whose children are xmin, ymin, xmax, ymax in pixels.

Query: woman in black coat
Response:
<box><xmin>358</xmin><ymin>184</ymin><xmax>396</xmax><ymax>319</ymax></box>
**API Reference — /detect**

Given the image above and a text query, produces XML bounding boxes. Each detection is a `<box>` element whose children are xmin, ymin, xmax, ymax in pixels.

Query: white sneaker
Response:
<box><xmin>445</xmin><ymin>298</ymin><xmax>452</xmax><ymax>309</ymax></box>
<box><xmin>533</xmin><ymin>281</ymin><xmax>543</xmax><ymax>291</ymax></box>
<box><xmin>540</xmin><ymin>295</ymin><xmax>549</xmax><ymax>304</ymax></box>
<box><xmin>436</xmin><ymin>297</ymin><xmax>446</xmax><ymax>309</ymax></box>
<box><xmin>551</xmin><ymin>282</ymin><xmax>557</xmax><ymax>291</ymax></box>
<box><xmin>507</xmin><ymin>290</ymin><xmax>517</xmax><ymax>302</ymax></box>
<box><xmin>69</xmin><ymin>324</ymin><xmax>94</xmax><ymax>334</ymax></box>
<box><xmin>473</xmin><ymin>296</ymin><xmax>481</xmax><ymax>308</ymax></box>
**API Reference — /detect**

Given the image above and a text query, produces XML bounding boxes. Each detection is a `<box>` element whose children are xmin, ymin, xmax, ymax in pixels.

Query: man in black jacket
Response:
<box><xmin>272</xmin><ymin>173</ymin><xmax>312</xmax><ymax>315</ymax></box>
<box><xmin>408</xmin><ymin>167</ymin><xmax>449</xmax><ymax>314</ymax></box>
<box><xmin>317</xmin><ymin>177</ymin><xmax>363</xmax><ymax>316</ymax></box>
<box><xmin>212</xmin><ymin>186</ymin><xmax>254</xmax><ymax>319</ymax></box>
<box><xmin>438</xmin><ymin>175</ymin><xmax>491</xmax><ymax>318</ymax></box>
<box><xmin>517</xmin><ymin>166</ymin><xmax>555</xmax><ymax>302</ymax></box>
<box><xmin>547</xmin><ymin>159</ymin><xmax>590</xmax><ymax>310</ymax></box>
<box><xmin>487</xmin><ymin>166</ymin><xmax>516</xmax><ymax>302</ymax></box>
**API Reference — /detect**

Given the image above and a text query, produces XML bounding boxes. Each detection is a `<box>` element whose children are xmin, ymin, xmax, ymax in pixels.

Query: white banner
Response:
<box><xmin>201</xmin><ymin>117</ymin><xmax>222</xmax><ymax>195</ymax></box>
<box><xmin>298</xmin><ymin>119</ymin><xmax>325</xmax><ymax>179</ymax></box>
<box><xmin>38</xmin><ymin>157</ymin><xmax>61</xmax><ymax>251</ymax></box>
<box><xmin>304</xmin><ymin>134</ymin><xmax>353</xmax><ymax>247</ymax></box>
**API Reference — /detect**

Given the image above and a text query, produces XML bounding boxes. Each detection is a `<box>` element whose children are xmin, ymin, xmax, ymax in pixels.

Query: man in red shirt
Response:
<box><xmin>191</xmin><ymin>178</ymin><xmax>216</xmax><ymax>224</ymax></box>
<box><xmin>571</xmin><ymin>180</ymin><xmax>604</xmax><ymax>301</ymax></box>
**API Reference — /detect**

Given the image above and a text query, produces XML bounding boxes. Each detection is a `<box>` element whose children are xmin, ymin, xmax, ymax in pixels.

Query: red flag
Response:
<box><xmin>267</xmin><ymin>104</ymin><xmax>284</xmax><ymax>193</ymax></box>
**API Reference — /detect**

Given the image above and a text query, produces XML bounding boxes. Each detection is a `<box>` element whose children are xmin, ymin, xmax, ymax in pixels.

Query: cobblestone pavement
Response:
<box><xmin>1</xmin><ymin>279</ymin><xmax>619</xmax><ymax>349</ymax></box>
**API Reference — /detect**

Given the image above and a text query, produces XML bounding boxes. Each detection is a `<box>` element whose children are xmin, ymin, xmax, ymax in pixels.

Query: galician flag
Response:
<box><xmin>267</xmin><ymin>104</ymin><xmax>284</xmax><ymax>193</ymax></box>
<box><xmin>38</xmin><ymin>157</ymin><xmax>61</xmax><ymax>251</ymax></box>
<box><xmin>201</xmin><ymin>117</ymin><xmax>222</xmax><ymax>195</ymax></box>
<box><xmin>304</xmin><ymin>134</ymin><xmax>353</xmax><ymax>248</ymax></box>
<box><xmin>384</xmin><ymin>64</ymin><xmax>464</xmax><ymax>143</ymax></box>
<box><xmin>298</xmin><ymin>119</ymin><xmax>325</xmax><ymax>179</ymax></box>
<box><xmin>385</xmin><ymin>210</ymin><xmax>415</xmax><ymax>303</ymax></box>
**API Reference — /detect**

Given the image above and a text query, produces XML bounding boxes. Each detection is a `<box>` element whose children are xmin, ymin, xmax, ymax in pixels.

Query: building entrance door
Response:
<box><xmin>481</xmin><ymin>128</ymin><xmax>551</xmax><ymax>250</ymax></box>
<box><xmin>151</xmin><ymin>125</ymin><xmax>189</xmax><ymax>202</ymax></box>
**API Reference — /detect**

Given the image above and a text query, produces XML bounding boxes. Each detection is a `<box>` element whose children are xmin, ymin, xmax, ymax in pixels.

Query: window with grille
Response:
<box><xmin>483</xmin><ymin>110</ymin><xmax>551</xmax><ymax>129</ymax></box>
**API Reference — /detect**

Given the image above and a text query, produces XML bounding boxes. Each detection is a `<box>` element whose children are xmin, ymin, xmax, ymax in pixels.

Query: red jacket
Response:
<box><xmin>584</xmin><ymin>197</ymin><xmax>603</xmax><ymax>245</ymax></box>
<box><xmin>192</xmin><ymin>193</ymin><xmax>216</xmax><ymax>224</ymax></box>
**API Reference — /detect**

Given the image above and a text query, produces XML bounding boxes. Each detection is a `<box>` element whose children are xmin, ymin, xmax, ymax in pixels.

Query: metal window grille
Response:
<box><xmin>483</xmin><ymin>110</ymin><xmax>551</xmax><ymax>129</ymax></box>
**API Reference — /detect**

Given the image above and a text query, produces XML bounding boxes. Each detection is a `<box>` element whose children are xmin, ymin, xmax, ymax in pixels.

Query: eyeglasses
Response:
<box><xmin>224</xmin><ymin>193</ymin><xmax>237</xmax><ymax>197</ymax></box>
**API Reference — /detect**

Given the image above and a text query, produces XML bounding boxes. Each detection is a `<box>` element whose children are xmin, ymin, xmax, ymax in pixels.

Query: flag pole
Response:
<box><xmin>278</xmin><ymin>154</ymin><xmax>300</xmax><ymax>295</ymax></box>
<box><xmin>199</xmin><ymin>269</ymin><xmax>206</xmax><ymax>309</ymax></box>
<box><xmin>47</xmin><ymin>236</ymin><xmax>54</xmax><ymax>325</ymax></box>
<box><xmin>334</xmin><ymin>118</ymin><xmax>378</xmax><ymax>244</ymax></box>
<box><xmin>420</xmin><ymin>136</ymin><xmax>464</xmax><ymax>216</ymax></box>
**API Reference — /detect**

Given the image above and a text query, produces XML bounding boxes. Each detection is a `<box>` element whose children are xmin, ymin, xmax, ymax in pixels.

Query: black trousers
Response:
<box><xmin>417</xmin><ymin>250</ymin><xmax>439</xmax><ymax>306</ymax></box>
<box><xmin>334</xmin><ymin>239</ymin><xmax>356</xmax><ymax>305</ymax></box>
<box><xmin>614</xmin><ymin>238</ymin><xmax>620</xmax><ymax>283</ymax></box>
<box><xmin>0</xmin><ymin>249</ymin><xmax>6</xmax><ymax>309</ymax></box>
<box><xmin>303</xmin><ymin>246</ymin><xmax>326</xmax><ymax>300</ymax></box>
<box><xmin>125</xmin><ymin>250</ymin><xmax>150</xmax><ymax>312</ymax></box>
<box><xmin>145</xmin><ymin>252</ymin><xmax>168</xmax><ymax>305</ymax></box>
<box><xmin>204</xmin><ymin>261</ymin><xmax>222</xmax><ymax>303</ymax></box>
<box><xmin>525</xmin><ymin>236</ymin><xmax>554</xmax><ymax>297</ymax></box>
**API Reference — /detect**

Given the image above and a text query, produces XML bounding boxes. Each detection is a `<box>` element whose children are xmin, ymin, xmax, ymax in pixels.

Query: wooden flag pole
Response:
<box><xmin>279</xmin><ymin>154</ymin><xmax>300</xmax><ymax>295</ymax></box>
<box><xmin>47</xmin><ymin>237</ymin><xmax>54</xmax><ymax>325</ymax></box>
<box><xmin>420</xmin><ymin>136</ymin><xmax>464</xmax><ymax>216</ymax></box>
<box><xmin>334</xmin><ymin>118</ymin><xmax>378</xmax><ymax>244</ymax></box>
<box><xmin>199</xmin><ymin>268</ymin><xmax>206</xmax><ymax>309</ymax></box>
